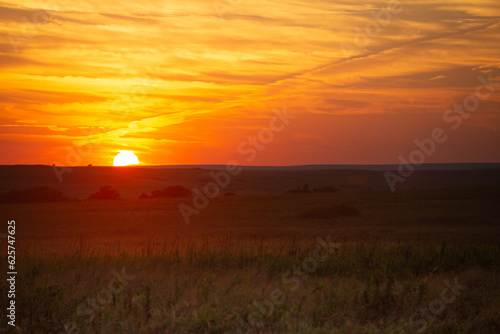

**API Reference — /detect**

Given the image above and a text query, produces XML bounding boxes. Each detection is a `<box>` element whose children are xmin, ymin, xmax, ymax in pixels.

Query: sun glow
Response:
<box><xmin>113</xmin><ymin>151</ymin><xmax>139</xmax><ymax>166</ymax></box>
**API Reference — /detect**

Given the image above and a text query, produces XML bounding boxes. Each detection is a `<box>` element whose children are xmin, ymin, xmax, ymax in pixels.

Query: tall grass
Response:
<box><xmin>1</xmin><ymin>236</ymin><xmax>499</xmax><ymax>333</ymax></box>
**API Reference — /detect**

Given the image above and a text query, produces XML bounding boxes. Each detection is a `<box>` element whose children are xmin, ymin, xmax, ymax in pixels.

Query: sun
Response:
<box><xmin>113</xmin><ymin>151</ymin><xmax>139</xmax><ymax>166</ymax></box>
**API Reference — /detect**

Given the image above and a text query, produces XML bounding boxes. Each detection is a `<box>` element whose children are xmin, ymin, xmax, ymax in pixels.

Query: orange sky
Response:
<box><xmin>1</xmin><ymin>0</ymin><xmax>499</xmax><ymax>166</ymax></box>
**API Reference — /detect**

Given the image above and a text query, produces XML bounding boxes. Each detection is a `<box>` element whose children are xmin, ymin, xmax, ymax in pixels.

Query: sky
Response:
<box><xmin>0</xmin><ymin>0</ymin><xmax>499</xmax><ymax>166</ymax></box>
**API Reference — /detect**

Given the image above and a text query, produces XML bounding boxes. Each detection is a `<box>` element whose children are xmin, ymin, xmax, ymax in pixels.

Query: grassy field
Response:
<box><xmin>1</xmin><ymin>187</ymin><xmax>500</xmax><ymax>333</ymax></box>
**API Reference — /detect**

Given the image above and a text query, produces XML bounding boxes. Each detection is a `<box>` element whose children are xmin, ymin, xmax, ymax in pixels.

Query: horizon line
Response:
<box><xmin>2</xmin><ymin>162</ymin><xmax>500</xmax><ymax>171</ymax></box>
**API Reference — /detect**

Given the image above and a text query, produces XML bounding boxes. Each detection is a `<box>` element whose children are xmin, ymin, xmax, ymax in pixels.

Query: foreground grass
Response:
<box><xmin>1</xmin><ymin>239</ymin><xmax>499</xmax><ymax>333</ymax></box>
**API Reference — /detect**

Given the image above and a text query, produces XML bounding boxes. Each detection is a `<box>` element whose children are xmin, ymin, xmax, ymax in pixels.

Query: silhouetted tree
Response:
<box><xmin>88</xmin><ymin>186</ymin><xmax>121</xmax><ymax>200</ymax></box>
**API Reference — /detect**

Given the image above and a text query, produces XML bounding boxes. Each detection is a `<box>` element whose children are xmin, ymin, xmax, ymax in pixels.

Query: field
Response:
<box><xmin>1</xmin><ymin>173</ymin><xmax>500</xmax><ymax>334</ymax></box>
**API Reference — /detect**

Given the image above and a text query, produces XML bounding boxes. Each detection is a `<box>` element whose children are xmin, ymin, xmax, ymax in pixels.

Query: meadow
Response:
<box><xmin>1</xmin><ymin>186</ymin><xmax>499</xmax><ymax>333</ymax></box>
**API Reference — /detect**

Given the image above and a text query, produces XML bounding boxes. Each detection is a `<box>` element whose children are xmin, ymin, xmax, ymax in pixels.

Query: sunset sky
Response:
<box><xmin>1</xmin><ymin>0</ymin><xmax>499</xmax><ymax>166</ymax></box>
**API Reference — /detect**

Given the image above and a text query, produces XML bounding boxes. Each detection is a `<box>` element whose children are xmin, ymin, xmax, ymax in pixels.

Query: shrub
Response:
<box><xmin>287</xmin><ymin>184</ymin><xmax>339</xmax><ymax>194</ymax></box>
<box><xmin>313</xmin><ymin>186</ymin><xmax>339</xmax><ymax>193</ymax></box>
<box><xmin>287</xmin><ymin>184</ymin><xmax>311</xmax><ymax>194</ymax></box>
<box><xmin>0</xmin><ymin>186</ymin><xmax>69</xmax><ymax>204</ymax></box>
<box><xmin>142</xmin><ymin>185</ymin><xmax>191</xmax><ymax>199</ymax></box>
<box><xmin>88</xmin><ymin>186</ymin><xmax>121</xmax><ymax>200</ymax></box>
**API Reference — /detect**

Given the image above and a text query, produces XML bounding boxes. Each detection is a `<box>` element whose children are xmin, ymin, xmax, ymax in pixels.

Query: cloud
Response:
<box><xmin>0</xmin><ymin>0</ymin><xmax>499</xmax><ymax>165</ymax></box>
<box><xmin>0</xmin><ymin>4</ymin><xmax>55</xmax><ymax>22</ymax></box>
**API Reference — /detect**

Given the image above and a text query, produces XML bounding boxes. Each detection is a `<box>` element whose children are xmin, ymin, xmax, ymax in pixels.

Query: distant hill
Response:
<box><xmin>0</xmin><ymin>164</ymin><xmax>499</xmax><ymax>200</ymax></box>
<box><xmin>140</xmin><ymin>163</ymin><xmax>500</xmax><ymax>171</ymax></box>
